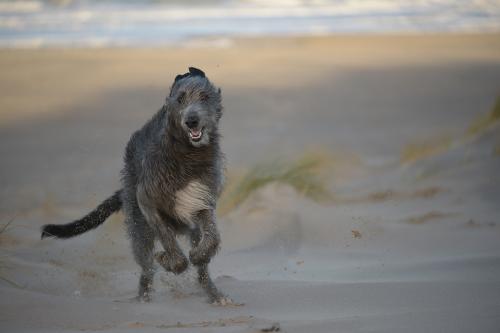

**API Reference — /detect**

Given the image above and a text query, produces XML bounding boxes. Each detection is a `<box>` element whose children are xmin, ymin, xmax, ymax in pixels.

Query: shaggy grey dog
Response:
<box><xmin>41</xmin><ymin>67</ymin><xmax>231</xmax><ymax>304</ymax></box>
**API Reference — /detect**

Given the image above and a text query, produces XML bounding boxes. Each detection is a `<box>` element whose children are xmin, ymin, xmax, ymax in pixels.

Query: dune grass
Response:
<box><xmin>467</xmin><ymin>96</ymin><xmax>500</xmax><ymax>136</ymax></box>
<box><xmin>405</xmin><ymin>211</ymin><xmax>454</xmax><ymax>225</ymax></box>
<box><xmin>218</xmin><ymin>152</ymin><xmax>332</xmax><ymax>215</ymax></box>
<box><xmin>0</xmin><ymin>217</ymin><xmax>21</xmax><ymax>288</ymax></box>
<box><xmin>400</xmin><ymin>135</ymin><xmax>453</xmax><ymax>164</ymax></box>
<box><xmin>495</xmin><ymin>144</ymin><xmax>500</xmax><ymax>156</ymax></box>
<box><xmin>0</xmin><ymin>218</ymin><xmax>14</xmax><ymax>237</ymax></box>
<box><xmin>401</xmin><ymin>95</ymin><xmax>500</xmax><ymax>164</ymax></box>
<box><xmin>0</xmin><ymin>260</ymin><xmax>19</xmax><ymax>288</ymax></box>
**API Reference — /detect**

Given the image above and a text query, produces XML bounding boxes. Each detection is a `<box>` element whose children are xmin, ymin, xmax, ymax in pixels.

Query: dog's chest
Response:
<box><xmin>174</xmin><ymin>180</ymin><xmax>213</xmax><ymax>227</ymax></box>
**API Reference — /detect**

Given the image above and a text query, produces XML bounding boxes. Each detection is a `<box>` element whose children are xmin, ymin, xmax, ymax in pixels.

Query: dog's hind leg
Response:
<box><xmin>126</xmin><ymin>205</ymin><xmax>156</xmax><ymax>302</ymax></box>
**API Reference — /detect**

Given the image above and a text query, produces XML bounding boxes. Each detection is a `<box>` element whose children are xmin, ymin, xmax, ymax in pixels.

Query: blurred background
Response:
<box><xmin>0</xmin><ymin>0</ymin><xmax>499</xmax><ymax>47</ymax></box>
<box><xmin>1</xmin><ymin>1</ymin><xmax>500</xmax><ymax>332</ymax></box>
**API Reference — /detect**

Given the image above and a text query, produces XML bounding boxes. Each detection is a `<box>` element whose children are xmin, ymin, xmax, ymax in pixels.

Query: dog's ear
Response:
<box><xmin>188</xmin><ymin>67</ymin><xmax>205</xmax><ymax>78</ymax></box>
<box><xmin>174</xmin><ymin>72</ymin><xmax>190</xmax><ymax>83</ymax></box>
<box><xmin>170</xmin><ymin>71</ymin><xmax>190</xmax><ymax>98</ymax></box>
<box><xmin>174</xmin><ymin>67</ymin><xmax>205</xmax><ymax>84</ymax></box>
<box><xmin>169</xmin><ymin>67</ymin><xmax>206</xmax><ymax>100</ymax></box>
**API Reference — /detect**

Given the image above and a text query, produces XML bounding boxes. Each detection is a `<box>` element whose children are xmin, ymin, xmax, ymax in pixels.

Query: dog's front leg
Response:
<box><xmin>190</xmin><ymin>225</ymin><xmax>233</xmax><ymax>305</ymax></box>
<box><xmin>189</xmin><ymin>209</ymin><xmax>220</xmax><ymax>265</ymax></box>
<box><xmin>137</xmin><ymin>187</ymin><xmax>188</xmax><ymax>274</ymax></box>
<box><xmin>154</xmin><ymin>222</ymin><xmax>189</xmax><ymax>274</ymax></box>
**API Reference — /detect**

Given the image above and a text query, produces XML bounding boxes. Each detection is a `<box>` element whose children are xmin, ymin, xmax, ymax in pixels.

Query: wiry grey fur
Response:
<box><xmin>42</xmin><ymin>67</ymin><xmax>231</xmax><ymax>304</ymax></box>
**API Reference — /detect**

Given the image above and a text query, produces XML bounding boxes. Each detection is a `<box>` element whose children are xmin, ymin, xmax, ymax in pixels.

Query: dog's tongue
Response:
<box><xmin>190</xmin><ymin>129</ymin><xmax>202</xmax><ymax>138</ymax></box>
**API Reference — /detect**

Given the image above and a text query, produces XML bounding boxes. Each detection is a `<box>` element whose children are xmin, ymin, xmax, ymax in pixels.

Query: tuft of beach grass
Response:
<box><xmin>400</xmin><ymin>135</ymin><xmax>453</xmax><ymax>165</ymax></box>
<box><xmin>401</xmin><ymin>95</ymin><xmax>500</xmax><ymax>164</ymax></box>
<box><xmin>0</xmin><ymin>218</ymin><xmax>14</xmax><ymax>239</ymax></box>
<box><xmin>466</xmin><ymin>96</ymin><xmax>500</xmax><ymax>137</ymax></box>
<box><xmin>0</xmin><ymin>217</ymin><xmax>21</xmax><ymax>288</ymax></box>
<box><xmin>494</xmin><ymin>143</ymin><xmax>500</xmax><ymax>156</ymax></box>
<box><xmin>218</xmin><ymin>152</ymin><xmax>332</xmax><ymax>215</ymax></box>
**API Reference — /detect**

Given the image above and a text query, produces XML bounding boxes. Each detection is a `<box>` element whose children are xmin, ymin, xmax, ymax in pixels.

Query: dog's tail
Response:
<box><xmin>41</xmin><ymin>190</ymin><xmax>122</xmax><ymax>239</ymax></box>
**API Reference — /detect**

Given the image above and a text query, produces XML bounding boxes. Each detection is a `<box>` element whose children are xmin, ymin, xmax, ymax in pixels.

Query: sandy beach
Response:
<box><xmin>1</xmin><ymin>34</ymin><xmax>500</xmax><ymax>332</ymax></box>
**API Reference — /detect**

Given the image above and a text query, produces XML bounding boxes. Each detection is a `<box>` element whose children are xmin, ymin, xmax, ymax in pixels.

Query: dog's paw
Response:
<box><xmin>114</xmin><ymin>294</ymin><xmax>151</xmax><ymax>303</ymax></box>
<box><xmin>155</xmin><ymin>251</ymin><xmax>188</xmax><ymax>275</ymax></box>
<box><xmin>136</xmin><ymin>293</ymin><xmax>152</xmax><ymax>303</ymax></box>
<box><xmin>189</xmin><ymin>248</ymin><xmax>211</xmax><ymax>266</ymax></box>
<box><xmin>210</xmin><ymin>295</ymin><xmax>243</xmax><ymax>307</ymax></box>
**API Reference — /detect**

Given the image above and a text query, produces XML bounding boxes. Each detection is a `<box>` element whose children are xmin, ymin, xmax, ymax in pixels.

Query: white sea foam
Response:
<box><xmin>0</xmin><ymin>0</ymin><xmax>499</xmax><ymax>48</ymax></box>
<box><xmin>0</xmin><ymin>1</ymin><xmax>42</xmax><ymax>13</ymax></box>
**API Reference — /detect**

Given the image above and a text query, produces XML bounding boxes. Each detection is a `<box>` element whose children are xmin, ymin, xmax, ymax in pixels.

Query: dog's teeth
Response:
<box><xmin>190</xmin><ymin>129</ymin><xmax>202</xmax><ymax>139</ymax></box>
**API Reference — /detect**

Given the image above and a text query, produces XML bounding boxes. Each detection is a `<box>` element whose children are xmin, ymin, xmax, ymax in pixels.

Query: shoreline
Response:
<box><xmin>2</xmin><ymin>32</ymin><xmax>500</xmax><ymax>49</ymax></box>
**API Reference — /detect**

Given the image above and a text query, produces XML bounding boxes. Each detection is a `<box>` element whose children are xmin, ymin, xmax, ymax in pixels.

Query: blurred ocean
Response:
<box><xmin>0</xmin><ymin>0</ymin><xmax>499</xmax><ymax>48</ymax></box>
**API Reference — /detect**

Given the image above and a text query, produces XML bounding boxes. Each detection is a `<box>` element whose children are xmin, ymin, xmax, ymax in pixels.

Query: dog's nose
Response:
<box><xmin>185</xmin><ymin>114</ymin><xmax>199</xmax><ymax>129</ymax></box>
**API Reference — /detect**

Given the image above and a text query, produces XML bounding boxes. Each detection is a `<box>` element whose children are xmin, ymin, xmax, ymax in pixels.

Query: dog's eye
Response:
<box><xmin>200</xmin><ymin>92</ymin><xmax>209</xmax><ymax>102</ymax></box>
<box><xmin>177</xmin><ymin>92</ymin><xmax>186</xmax><ymax>104</ymax></box>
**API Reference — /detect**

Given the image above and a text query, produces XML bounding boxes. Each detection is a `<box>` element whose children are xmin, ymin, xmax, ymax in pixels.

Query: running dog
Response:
<box><xmin>42</xmin><ymin>67</ymin><xmax>231</xmax><ymax>304</ymax></box>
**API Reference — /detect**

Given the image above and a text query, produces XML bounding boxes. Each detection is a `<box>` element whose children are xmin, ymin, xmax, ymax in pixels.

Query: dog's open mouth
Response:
<box><xmin>189</xmin><ymin>128</ymin><xmax>203</xmax><ymax>142</ymax></box>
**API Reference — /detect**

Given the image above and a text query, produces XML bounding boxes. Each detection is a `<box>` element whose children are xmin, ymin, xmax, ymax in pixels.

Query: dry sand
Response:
<box><xmin>1</xmin><ymin>34</ymin><xmax>500</xmax><ymax>332</ymax></box>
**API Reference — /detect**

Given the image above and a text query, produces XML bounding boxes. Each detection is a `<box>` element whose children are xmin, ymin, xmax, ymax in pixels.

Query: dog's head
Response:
<box><xmin>167</xmin><ymin>67</ymin><xmax>223</xmax><ymax>148</ymax></box>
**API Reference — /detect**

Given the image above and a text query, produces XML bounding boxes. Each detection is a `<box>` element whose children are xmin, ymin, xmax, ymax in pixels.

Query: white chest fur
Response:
<box><xmin>174</xmin><ymin>181</ymin><xmax>213</xmax><ymax>227</ymax></box>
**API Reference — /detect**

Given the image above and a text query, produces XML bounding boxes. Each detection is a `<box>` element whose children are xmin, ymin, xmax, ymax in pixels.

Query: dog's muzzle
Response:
<box><xmin>184</xmin><ymin>114</ymin><xmax>204</xmax><ymax>143</ymax></box>
<box><xmin>189</xmin><ymin>127</ymin><xmax>203</xmax><ymax>142</ymax></box>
